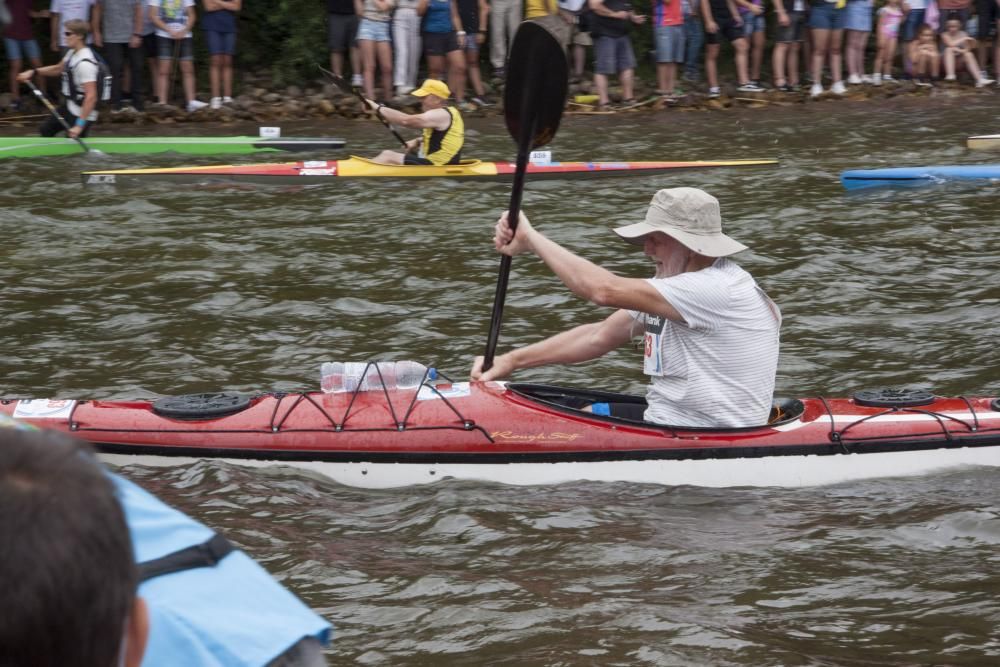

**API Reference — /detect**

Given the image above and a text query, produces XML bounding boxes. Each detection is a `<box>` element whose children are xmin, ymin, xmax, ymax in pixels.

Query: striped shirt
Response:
<box><xmin>640</xmin><ymin>258</ymin><xmax>780</xmax><ymax>428</ymax></box>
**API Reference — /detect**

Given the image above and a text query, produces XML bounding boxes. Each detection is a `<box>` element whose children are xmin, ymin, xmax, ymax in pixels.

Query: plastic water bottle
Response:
<box><xmin>320</xmin><ymin>361</ymin><xmax>436</xmax><ymax>393</ymax></box>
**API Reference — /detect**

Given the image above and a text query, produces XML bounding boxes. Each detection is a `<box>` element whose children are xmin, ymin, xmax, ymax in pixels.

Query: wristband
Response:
<box><xmin>457</xmin><ymin>30</ymin><xmax>466</xmax><ymax>35</ymax></box>
<box><xmin>75</xmin><ymin>118</ymin><xmax>86</xmax><ymax>127</ymax></box>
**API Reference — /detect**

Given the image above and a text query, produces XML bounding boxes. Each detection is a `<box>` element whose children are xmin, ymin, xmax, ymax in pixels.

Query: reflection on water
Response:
<box><xmin>3</xmin><ymin>94</ymin><xmax>1000</xmax><ymax>664</ymax></box>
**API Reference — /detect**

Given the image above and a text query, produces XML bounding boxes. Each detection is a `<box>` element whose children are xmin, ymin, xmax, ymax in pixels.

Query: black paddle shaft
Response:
<box><xmin>482</xmin><ymin>19</ymin><xmax>569</xmax><ymax>372</ymax></box>
<box><xmin>318</xmin><ymin>65</ymin><xmax>409</xmax><ymax>149</ymax></box>
<box><xmin>25</xmin><ymin>80</ymin><xmax>92</xmax><ymax>153</ymax></box>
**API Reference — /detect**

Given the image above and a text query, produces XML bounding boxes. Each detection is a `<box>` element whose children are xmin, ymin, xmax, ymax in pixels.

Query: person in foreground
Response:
<box><xmin>16</xmin><ymin>18</ymin><xmax>99</xmax><ymax>138</ymax></box>
<box><xmin>0</xmin><ymin>427</ymin><xmax>149</xmax><ymax>667</ymax></box>
<box><xmin>471</xmin><ymin>187</ymin><xmax>782</xmax><ymax>428</ymax></box>
<box><xmin>367</xmin><ymin>78</ymin><xmax>464</xmax><ymax>165</ymax></box>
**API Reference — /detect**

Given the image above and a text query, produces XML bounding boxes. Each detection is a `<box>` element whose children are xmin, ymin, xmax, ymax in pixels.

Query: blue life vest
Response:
<box><xmin>114</xmin><ymin>475</ymin><xmax>333</xmax><ymax>667</ymax></box>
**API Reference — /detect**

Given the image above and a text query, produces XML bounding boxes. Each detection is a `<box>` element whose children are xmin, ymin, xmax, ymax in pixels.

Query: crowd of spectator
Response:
<box><xmin>2</xmin><ymin>0</ymin><xmax>997</xmax><ymax>117</ymax></box>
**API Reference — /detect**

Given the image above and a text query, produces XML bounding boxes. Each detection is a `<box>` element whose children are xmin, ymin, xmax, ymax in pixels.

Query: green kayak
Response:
<box><xmin>0</xmin><ymin>136</ymin><xmax>346</xmax><ymax>159</ymax></box>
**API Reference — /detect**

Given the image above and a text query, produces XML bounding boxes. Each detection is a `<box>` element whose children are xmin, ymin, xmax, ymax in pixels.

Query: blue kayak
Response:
<box><xmin>840</xmin><ymin>164</ymin><xmax>1000</xmax><ymax>190</ymax></box>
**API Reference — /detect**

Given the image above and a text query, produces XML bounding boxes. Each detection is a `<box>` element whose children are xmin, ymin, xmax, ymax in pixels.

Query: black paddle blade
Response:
<box><xmin>503</xmin><ymin>19</ymin><xmax>569</xmax><ymax>151</ymax></box>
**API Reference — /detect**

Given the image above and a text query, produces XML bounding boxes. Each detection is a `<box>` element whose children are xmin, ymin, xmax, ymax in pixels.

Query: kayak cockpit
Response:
<box><xmin>506</xmin><ymin>383</ymin><xmax>805</xmax><ymax>430</ymax></box>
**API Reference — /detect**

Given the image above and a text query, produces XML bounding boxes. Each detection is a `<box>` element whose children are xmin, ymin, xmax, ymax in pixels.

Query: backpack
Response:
<box><xmin>63</xmin><ymin>49</ymin><xmax>112</xmax><ymax>105</ymax></box>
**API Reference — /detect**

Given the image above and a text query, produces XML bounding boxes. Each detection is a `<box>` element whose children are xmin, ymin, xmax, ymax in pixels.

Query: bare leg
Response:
<box><xmin>359</xmin><ymin>39</ymin><xmax>376</xmax><ymax>99</ymax></box>
<box><xmin>773</xmin><ymin>42</ymin><xmax>788</xmax><ymax>86</ymax></box>
<box><xmin>594</xmin><ymin>72</ymin><xmax>610</xmax><ymax>104</ymax></box>
<box><xmin>620</xmin><ymin>67</ymin><xmax>634</xmax><ymax>99</ymax></box>
<box><xmin>209</xmin><ymin>53</ymin><xmax>222</xmax><ymax>99</ymax></box>
<box><xmin>733</xmin><ymin>37</ymin><xmax>750</xmax><ymax>85</ymax></box>
<box><xmin>222</xmin><ymin>54</ymin><xmax>233</xmax><ymax>98</ymax></box>
<box><xmin>156</xmin><ymin>58</ymin><xmax>170</xmax><ymax>103</ymax></box>
<box><xmin>812</xmin><ymin>28</ymin><xmax>830</xmax><ymax>85</ymax></box>
<box><xmin>376</xmin><ymin>41</ymin><xmax>393</xmax><ymax>99</ymax></box>
<box><xmin>373</xmin><ymin>149</ymin><xmax>405</xmax><ymax>164</ymax></box>
<box><xmin>180</xmin><ymin>60</ymin><xmax>196</xmax><ymax>103</ymax></box>
<box><xmin>829</xmin><ymin>29</ymin><xmax>844</xmax><ymax>83</ymax></box>
<box><xmin>331</xmin><ymin>51</ymin><xmax>345</xmax><ymax>77</ymax></box>
<box><xmin>445</xmin><ymin>49</ymin><xmax>467</xmax><ymax>102</ymax></box>
<box><xmin>706</xmin><ymin>43</ymin><xmax>721</xmax><ymax>88</ymax></box>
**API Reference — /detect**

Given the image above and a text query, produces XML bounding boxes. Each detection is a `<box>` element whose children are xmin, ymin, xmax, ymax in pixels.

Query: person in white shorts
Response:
<box><xmin>471</xmin><ymin>187</ymin><xmax>782</xmax><ymax>428</ymax></box>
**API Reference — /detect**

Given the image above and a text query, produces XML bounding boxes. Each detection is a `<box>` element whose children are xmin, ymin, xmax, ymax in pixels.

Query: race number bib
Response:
<box><xmin>642</xmin><ymin>314</ymin><xmax>667</xmax><ymax>376</ymax></box>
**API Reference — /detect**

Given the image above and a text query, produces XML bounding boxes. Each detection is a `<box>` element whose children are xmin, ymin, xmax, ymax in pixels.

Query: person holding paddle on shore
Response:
<box><xmin>16</xmin><ymin>18</ymin><xmax>99</xmax><ymax>138</ymax></box>
<box><xmin>366</xmin><ymin>78</ymin><xmax>465</xmax><ymax>165</ymax></box>
<box><xmin>472</xmin><ymin>187</ymin><xmax>782</xmax><ymax>428</ymax></box>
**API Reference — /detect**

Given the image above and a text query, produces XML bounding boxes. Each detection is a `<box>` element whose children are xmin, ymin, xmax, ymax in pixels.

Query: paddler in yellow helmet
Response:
<box><xmin>365</xmin><ymin>78</ymin><xmax>465</xmax><ymax>166</ymax></box>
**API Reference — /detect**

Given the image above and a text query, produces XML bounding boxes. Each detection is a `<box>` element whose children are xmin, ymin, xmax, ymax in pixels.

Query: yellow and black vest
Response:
<box><xmin>422</xmin><ymin>106</ymin><xmax>464</xmax><ymax>165</ymax></box>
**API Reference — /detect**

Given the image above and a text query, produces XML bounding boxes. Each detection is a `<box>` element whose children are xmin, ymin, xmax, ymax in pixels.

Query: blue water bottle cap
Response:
<box><xmin>428</xmin><ymin>368</ymin><xmax>437</xmax><ymax>381</ymax></box>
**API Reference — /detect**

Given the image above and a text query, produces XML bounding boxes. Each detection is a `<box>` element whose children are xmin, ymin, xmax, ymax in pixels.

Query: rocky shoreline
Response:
<box><xmin>0</xmin><ymin>71</ymin><xmax>995</xmax><ymax>127</ymax></box>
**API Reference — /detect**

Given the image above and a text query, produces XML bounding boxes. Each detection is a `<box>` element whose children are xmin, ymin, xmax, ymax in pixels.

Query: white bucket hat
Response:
<box><xmin>613</xmin><ymin>187</ymin><xmax>748</xmax><ymax>257</ymax></box>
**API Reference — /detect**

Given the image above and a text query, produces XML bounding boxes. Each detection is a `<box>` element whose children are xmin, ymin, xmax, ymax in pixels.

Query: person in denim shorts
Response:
<box><xmin>899</xmin><ymin>0</ymin><xmax>926</xmax><ymax>76</ymax></box>
<box><xmin>653</xmin><ymin>0</ymin><xmax>685</xmax><ymax>97</ymax></box>
<box><xmin>738</xmin><ymin>0</ymin><xmax>766</xmax><ymax>85</ymax></box>
<box><xmin>356</xmin><ymin>0</ymin><xmax>394</xmax><ymax>101</ymax></box>
<box><xmin>808</xmin><ymin>0</ymin><xmax>846</xmax><ymax>96</ymax></box>
<box><xmin>3</xmin><ymin>0</ymin><xmax>44</xmax><ymax>111</ymax></box>
<box><xmin>772</xmin><ymin>0</ymin><xmax>806</xmax><ymax>90</ymax></box>
<box><xmin>701</xmin><ymin>0</ymin><xmax>756</xmax><ymax>96</ymax></box>
<box><xmin>843</xmin><ymin>0</ymin><xmax>872</xmax><ymax>84</ymax></box>
<box><xmin>201</xmin><ymin>0</ymin><xmax>240</xmax><ymax>109</ymax></box>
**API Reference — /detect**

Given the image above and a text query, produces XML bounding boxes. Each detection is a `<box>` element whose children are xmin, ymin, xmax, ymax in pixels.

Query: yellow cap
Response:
<box><xmin>411</xmin><ymin>79</ymin><xmax>451</xmax><ymax>99</ymax></box>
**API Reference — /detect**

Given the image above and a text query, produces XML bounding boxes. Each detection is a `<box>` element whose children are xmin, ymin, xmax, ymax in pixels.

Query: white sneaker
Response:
<box><xmin>351</xmin><ymin>73</ymin><xmax>363</xmax><ymax>87</ymax></box>
<box><xmin>222</xmin><ymin>96</ymin><xmax>233</xmax><ymax>104</ymax></box>
<box><xmin>186</xmin><ymin>99</ymin><xmax>208</xmax><ymax>112</ymax></box>
<box><xmin>708</xmin><ymin>86</ymin><xmax>721</xmax><ymax>98</ymax></box>
<box><xmin>883</xmin><ymin>74</ymin><xmax>895</xmax><ymax>82</ymax></box>
<box><xmin>861</xmin><ymin>74</ymin><xmax>874</xmax><ymax>84</ymax></box>
<box><xmin>210</xmin><ymin>97</ymin><xmax>223</xmax><ymax>109</ymax></box>
<box><xmin>872</xmin><ymin>73</ymin><xmax>882</xmax><ymax>86</ymax></box>
<box><xmin>847</xmin><ymin>73</ymin><xmax>862</xmax><ymax>85</ymax></box>
<box><xmin>831</xmin><ymin>80</ymin><xmax>846</xmax><ymax>95</ymax></box>
<box><xmin>944</xmin><ymin>74</ymin><xmax>957</xmax><ymax>81</ymax></box>
<box><xmin>810</xmin><ymin>83</ymin><xmax>824</xmax><ymax>97</ymax></box>
<box><xmin>976</xmin><ymin>77</ymin><xmax>995</xmax><ymax>87</ymax></box>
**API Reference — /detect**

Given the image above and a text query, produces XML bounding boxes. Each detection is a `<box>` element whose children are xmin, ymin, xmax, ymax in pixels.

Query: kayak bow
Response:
<box><xmin>81</xmin><ymin>155</ymin><xmax>779</xmax><ymax>186</ymax></box>
<box><xmin>841</xmin><ymin>164</ymin><xmax>1000</xmax><ymax>190</ymax></box>
<box><xmin>0</xmin><ymin>136</ymin><xmax>346</xmax><ymax>159</ymax></box>
<box><xmin>7</xmin><ymin>382</ymin><xmax>1000</xmax><ymax>489</ymax></box>
<box><xmin>966</xmin><ymin>134</ymin><xmax>1000</xmax><ymax>150</ymax></box>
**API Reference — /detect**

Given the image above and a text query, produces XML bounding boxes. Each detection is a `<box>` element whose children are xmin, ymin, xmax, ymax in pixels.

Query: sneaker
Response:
<box><xmin>847</xmin><ymin>73</ymin><xmax>863</xmax><ymax>84</ymax></box>
<box><xmin>736</xmin><ymin>82</ymin><xmax>765</xmax><ymax>92</ymax></box>
<box><xmin>944</xmin><ymin>74</ymin><xmax>957</xmax><ymax>81</ymax></box>
<box><xmin>492</xmin><ymin>66</ymin><xmax>505</xmax><ymax>81</ymax></box>
<box><xmin>810</xmin><ymin>83</ymin><xmax>824</xmax><ymax>97</ymax></box>
<box><xmin>872</xmin><ymin>73</ymin><xmax>882</xmax><ymax>86</ymax></box>
<box><xmin>707</xmin><ymin>86</ymin><xmax>721</xmax><ymax>98</ymax></box>
<box><xmin>395</xmin><ymin>85</ymin><xmax>414</xmax><ymax>96</ymax></box>
<box><xmin>915</xmin><ymin>78</ymin><xmax>933</xmax><ymax>88</ymax></box>
<box><xmin>976</xmin><ymin>77</ymin><xmax>995</xmax><ymax>87</ymax></box>
<box><xmin>883</xmin><ymin>74</ymin><xmax>895</xmax><ymax>82</ymax></box>
<box><xmin>831</xmin><ymin>80</ymin><xmax>847</xmax><ymax>95</ymax></box>
<box><xmin>471</xmin><ymin>95</ymin><xmax>494</xmax><ymax>107</ymax></box>
<box><xmin>186</xmin><ymin>99</ymin><xmax>208</xmax><ymax>112</ymax></box>
<box><xmin>210</xmin><ymin>97</ymin><xmax>223</xmax><ymax>109</ymax></box>
<box><xmin>682</xmin><ymin>71</ymin><xmax>700</xmax><ymax>82</ymax></box>
<box><xmin>457</xmin><ymin>101</ymin><xmax>477</xmax><ymax>112</ymax></box>
<box><xmin>860</xmin><ymin>74</ymin><xmax>874</xmax><ymax>84</ymax></box>
<box><xmin>350</xmin><ymin>73</ymin><xmax>363</xmax><ymax>87</ymax></box>
<box><xmin>222</xmin><ymin>96</ymin><xmax>233</xmax><ymax>104</ymax></box>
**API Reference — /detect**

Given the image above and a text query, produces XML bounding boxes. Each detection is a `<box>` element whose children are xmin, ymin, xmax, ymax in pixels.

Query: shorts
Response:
<box><xmin>654</xmin><ymin>24</ymin><xmax>685</xmax><ymax>63</ymax></box>
<box><xmin>357</xmin><ymin>18</ymin><xmax>392</xmax><ymax>42</ymax></box>
<box><xmin>809</xmin><ymin>2</ymin><xmax>846</xmax><ymax>30</ymax></box>
<box><xmin>975</xmin><ymin>0</ymin><xmax>998</xmax><ymax>39</ymax></box>
<box><xmin>741</xmin><ymin>13</ymin><xmax>766</xmax><ymax>36</ymax></box>
<box><xmin>142</xmin><ymin>33</ymin><xmax>158</xmax><ymax>58</ymax></box>
<box><xmin>422</xmin><ymin>31</ymin><xmax>460</xmax><ymax>55</ymax></box>
<box><xmin>572</xmin><ymin>25</ymin><xmax>593</xmax><ymax>46</ymax></box>
<box><xmin>594</xmin><ymin>34</ymin><xmax>637</xmax><ymax>74</ymax></box>
<box><xmin>705</xmin><ymin>18</ymin><xmax>744</xmax><ymax>45</ymax></box>
<box><xmin>3</xmin><ymin>37</ymin><xmax>41</xmax><ymax>60</ymax></box>
<box><xmin>844</xmin><ymin>0</ymin><xmax>873</xmax><ymax>32</ymax></box>
<box><xmin>404</xmin><ymin>154</ymin><xmax>433</xmax><ymax>165</ymax></box>
<box><xmin>900</xmin><ymin>8</ymin><xmax>925</xmax><ymax>41</ymax></box>
<box><xmin>463</xmin><ymin>35</ymin><xmax>480</xmax><ymax>53</ymax></box>
<box><xmin>328</xmin><ymin>13</ymin><xmax>358</xmax><ymax>51</ymax></box>
<box><xmin>156</xmin><ymin>36</ymin><xmax>194</xmax><ymax>60</ymax></box>
<box><xmin>775</xmin><ymin>11</ymin><xmax>806</xmax><ymax>42</ymax></box>
<box><xmin>205</xmin><ymin>30</ymin><xmax>237</xmax><ymax>55</ymax></box>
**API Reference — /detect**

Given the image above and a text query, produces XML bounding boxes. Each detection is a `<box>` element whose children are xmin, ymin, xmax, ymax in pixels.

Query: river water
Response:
<box><xmin>2</xmin><ymin>94</ymin><xmax>999</xmax><ymax>664</ymax></box>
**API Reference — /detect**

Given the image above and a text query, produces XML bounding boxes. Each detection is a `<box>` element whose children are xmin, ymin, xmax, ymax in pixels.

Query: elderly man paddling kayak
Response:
<box><xmin>365</xmin><ymin>78</ymin><xmax>465</xmax><ymax>165</ymax></box>
<box><xmin>472</xmin><ymin>187</ymin><xmax>782</xmax><ymax>428</ymax></box>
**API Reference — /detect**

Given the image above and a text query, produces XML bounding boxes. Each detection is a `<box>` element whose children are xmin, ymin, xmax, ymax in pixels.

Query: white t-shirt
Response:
<box><xmin>62</xmin><ymin>46</ymin><xmax>99</xmax><ymax>121</ymax></box>
<box><xmin>147</xmin><ymin>0</ymin><xmax>194</xmax><ymax>38</ymax></box>
<box><xmin>50</xmin><ymin>0</ymin><xmax>96</xmax><ymax>47</ymax></box>
<box><xmin>638</xmin><ymin>258</ymin><xmax>781</xmax><ymax>428</ymax></box>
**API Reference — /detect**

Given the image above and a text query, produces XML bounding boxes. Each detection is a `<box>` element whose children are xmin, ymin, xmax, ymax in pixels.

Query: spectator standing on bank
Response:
<box><xmin>900</xmin><ymin>0</ymin><xmax>927</xmax><ymax>76</ymax></box>
<box><xmin>588</xmin><ymin>0</ymin><xmax>646</xmax><ymax>108</ymax></box>
<box><xmin>417</xmin><ymin>0</ymin><xmax>469</xmax><ymax>108</ymax></box>
<box><xmin>772</xmin><ymin>0</ymin><xmax>805</xmax><ymax>89</ymax></box>
<box><xmin>50</xmin><ymin>0</ymin><xmax>95</xmax><ymax>53</ymax></box>
<box><xmin>3</xmin><ymin>0</ymin><xmax>45</xmax><ymax>111</ymax></box>
<box><xmin>393</xmin><ymin>0</ymin><xmax>421</xmax><ymax>94</ymax></box>
<box><xmin>808</xmin><ymin>0</ymin><xmax>846</xmax><ymax>96</ymax></box>
<box><xmin>328</xmin><ymin>0</ymin><xmax>362</xmax><ymax>86</ymax></box>
<box><xmin>681</xmin><ymin>0</ymin><xmax>703</xmax><ymax>81</ymax></box>
<box><xmin>93</xmin><ymin>0</ymin><xmax>145</xmax><ymax>112</ymax></box>
<box><xmin>871</xmin><ymin>0</ymin><xmax>904</xmax><ymax>83</ymax></box>
<box><xmin>457</xmin><ymin>0</ymin><xmax>492</xmax><ymax>105</ymax></box>
<box><xmin>973</xmin><ymin>0</ymin><xmax>996</xmax><ymax>76</ymax></box>
<box><xmin>653</xmin><ymin>0</ymin><xmax>684</xmax><ymax>98</ymax></box>
<box><xmin>201</xmin><ymin>0</ymin><xmax>240</xmax><ymax>109</ymax></box>
<box><xmin>558</xmin><ymin>0</ymin><xmax>593</xmax><ymax>83</ymax></box>
<box><xmin>701</xmin><ymin>0</ymin><xmax>757</xmax><ymax>97</ymax></box>
<box><xmin>736</xmin><ymin>0</ymin><xmax>766</xmax><ymax>86</ymax></box>
<box><xmin>843</xmin><ymin>0</ymin><xmax>873</xmax><ymax>84</ymax></box>
<box><xmin>355</xmin><ymin>0</ymin><xmax>394</xmax><ymax>102</ymax></box>
<box><xmin>489</xmin><ymin>0</ymin><xmax>522</xmax><ymax>81</ymax></box>
<box><xmin>148</xmin><ymin>0</ymin><xmax>205</xmax><ymax>110</ymax></box>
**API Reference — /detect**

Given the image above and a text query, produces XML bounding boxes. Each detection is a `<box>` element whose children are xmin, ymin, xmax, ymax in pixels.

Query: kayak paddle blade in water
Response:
<box><xmin>482</xmin><ymin>18</ymin><xmax>569</xmax><ymax>373</ymax></box>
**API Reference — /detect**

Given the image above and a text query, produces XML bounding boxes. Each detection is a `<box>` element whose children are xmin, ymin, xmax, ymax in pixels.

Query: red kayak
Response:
<box><xmin>6</xmin><ymin>380</ymin><xmax>1000</xmax><ymax>488</ymax></box>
